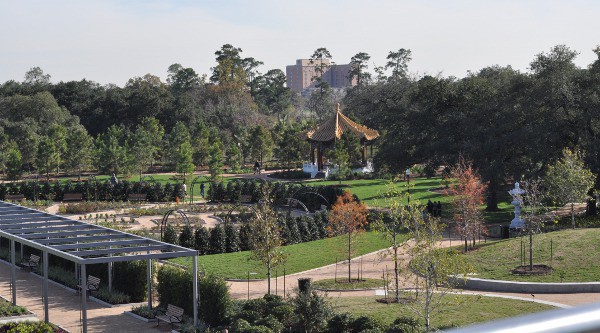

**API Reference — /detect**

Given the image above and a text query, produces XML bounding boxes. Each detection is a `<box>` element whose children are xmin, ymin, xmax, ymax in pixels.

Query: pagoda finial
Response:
<box><xmin>337</xmin><ymin>103</ymin><xmax>341</xmax><ymax>113</ymax></box>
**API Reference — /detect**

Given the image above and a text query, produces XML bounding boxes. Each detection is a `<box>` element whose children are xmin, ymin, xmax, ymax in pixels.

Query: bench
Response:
<box><xmin>77</xmin><ymin>275</ymin><xmax>100</xmax><ymax>296</ymax></box>
<box><xmin>5</xmin><ymin>194</ymin><xmax>25</xmax><ymax>202</ymax></box>
<box><xmin>63</xmin><ymin>193</ymin><xmax>83</xmax><ymax>202</ymax></box>
<box><xmin>127</xmin><ymin>193</ymin><xmax>147</xmax><ymax>202</ymax></box>
<box><xmin>21</xmin><ymin>254</ymin><xmax>40</xmax><ymax>271</ymax></box>
<box><xmin>156</xmin><ymin>304</ymin><xmax>184</xmax><ymax>329</ymax></box>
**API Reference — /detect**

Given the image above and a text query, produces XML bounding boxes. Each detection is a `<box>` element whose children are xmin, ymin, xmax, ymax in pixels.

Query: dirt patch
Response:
<box><xmin>511</xmin><ymin>264</ymin><xmax>554</xmax><ymax>276</ymax></box>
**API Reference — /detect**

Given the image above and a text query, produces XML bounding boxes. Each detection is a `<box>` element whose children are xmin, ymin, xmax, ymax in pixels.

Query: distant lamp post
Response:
<box><xmin>247</xmin><ymin>272</ymin><xmax>257</xmax><ymax>300</ymax></box>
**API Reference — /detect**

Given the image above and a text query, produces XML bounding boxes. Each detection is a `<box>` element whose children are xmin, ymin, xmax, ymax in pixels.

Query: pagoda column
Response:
<box><xmin>362</xmin><ymin>141</ymin><xmax>367</xmax><ymax>164</ymax></box>
<box><xmin>310</xmin><ymin>144</ymin><xmax>315</xmax><ymax>165</ymax></box>
<box><xmin>317</xmin><ymin>146</ymin><xmax>324</xmax><ymax>170</ymax></box>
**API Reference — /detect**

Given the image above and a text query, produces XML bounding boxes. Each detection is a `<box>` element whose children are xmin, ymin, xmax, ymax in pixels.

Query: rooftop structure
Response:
<box><xmin>304</xmin><ymin>104</ymin><xmax>379</xmax><ymax>172</ymax></box>
<box><xmin>286</xmin><ymin>59</ymin><xmax>357</xmax><ymax>93</ymax></box>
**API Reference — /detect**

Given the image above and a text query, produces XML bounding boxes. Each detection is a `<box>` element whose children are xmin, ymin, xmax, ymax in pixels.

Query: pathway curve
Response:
<box><xmin>224</xmin><ymin>238</ymin><xmax>600</xmax><ymax>308</ymax></box>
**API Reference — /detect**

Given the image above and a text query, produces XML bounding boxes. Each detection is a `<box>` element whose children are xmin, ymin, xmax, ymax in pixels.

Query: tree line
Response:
<box><xmin>343</xmin><ymin>44</ymin><xmax>600</xmax><ymax>210</ymax></box>
<box><xmin>3</xmin><ymin>43</ymin><xmax>600</xmax><ymax>212</ymax></box>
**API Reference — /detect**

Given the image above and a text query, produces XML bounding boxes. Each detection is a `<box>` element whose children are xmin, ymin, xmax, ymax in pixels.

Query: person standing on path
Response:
<box><xmin>200</xmin><ymin>183</ymin><xmax>205</xmax><ymax>198</ymax></box>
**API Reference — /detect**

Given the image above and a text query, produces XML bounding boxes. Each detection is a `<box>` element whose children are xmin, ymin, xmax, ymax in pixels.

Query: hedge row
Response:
<box><xmin>156</xmin><ymin>266</ymin><xmax>231</xmax><ymax>327</ymax></box>
<box><xmin>0</xmin><ymin>180</ymin><xmax>184</xmax><ymax>202</ymax></box>
<box><xmin>163</xmin><ymin>211</ymin><xmax>330</xmax><ymax>253</ymax></box>
<box><xmin>207</xmin><ymin>179</ymin><xmax>348</xmax><ymax>211</ymax></box>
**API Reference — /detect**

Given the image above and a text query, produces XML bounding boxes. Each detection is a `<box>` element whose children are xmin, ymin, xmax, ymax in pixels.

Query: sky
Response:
<box><xmin>1</xmin><ymin>0</ymin><xmax>599</xmax><ymax>86</ymax></box>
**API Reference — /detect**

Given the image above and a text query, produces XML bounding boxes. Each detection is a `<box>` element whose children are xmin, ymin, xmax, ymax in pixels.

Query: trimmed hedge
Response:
<box><xmin>207</xmin><ymin>179</ymin><xmax>348</xmax><ymax>211</ymax></box>
<box><xmin>0</xmin><ymin>180</ymin><xmax>184</xmax><ymax>202</ymax></box>
<box><xmin>156</xmin><ymin>266</ymin><xmax>231</xmax><ymax>327</ymax></box>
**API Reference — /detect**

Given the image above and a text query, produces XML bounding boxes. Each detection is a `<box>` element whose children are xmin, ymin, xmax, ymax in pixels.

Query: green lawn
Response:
<box><xmin>172</xmin><ymin>231</ymin><xmax>401</xmax><ymax>279</ymax></box>
<box><xmin>306</xmin><ymin>177</ymin><xmax>451</xmax><ymax>208</ymax></box>
<box><xmin>330</xmin><ymin>294</ymin><xmax>554</xmax><ymax>329</ymax></box>
<box><xmin>464</xmin><ymin>228</ymin><xmax>600</xmax><ymax>282</ymax></box>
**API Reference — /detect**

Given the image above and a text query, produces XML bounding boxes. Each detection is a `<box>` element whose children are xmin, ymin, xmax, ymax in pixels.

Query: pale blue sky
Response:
<box><xmin>1</xmin><ymin>0</ymin><xmax>598</xmax><ymax>85</ymax></box>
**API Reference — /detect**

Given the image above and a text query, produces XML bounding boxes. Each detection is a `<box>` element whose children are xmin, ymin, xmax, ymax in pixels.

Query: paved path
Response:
<box><xmin>0</xmin><ymin>261</ymin><xmax>170</xmax><ymax>333</ymax></box>
<box><xmin>225</xmin><ymin>238</ymin><xmax>600</xmax><ymax>308</ymax></box>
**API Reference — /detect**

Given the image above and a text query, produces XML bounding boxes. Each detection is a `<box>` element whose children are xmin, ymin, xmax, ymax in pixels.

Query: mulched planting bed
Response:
<box><xmin>512</xmin><ymin>264</ymin><xmax>554</xmax><ymax>276</ymax></box>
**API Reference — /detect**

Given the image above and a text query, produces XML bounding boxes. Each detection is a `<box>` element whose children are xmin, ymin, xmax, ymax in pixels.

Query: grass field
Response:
<box><xmin>307</xmin><ymin>177</ymin><xmax>450</xmax><ymax>208</ymax></box>
<box><xmin>172</xmin><ymin>231</ymin><xmax>401</xmax><ymax>279</ymax></box>
<box><xmin>464</xmin><ymin>228</ymin><xmax>600</xmax><ymax>282</ymax></box>
<box><xmin>330</xmin><ymin>294</ymin><xmax>554</xmax><ymax>329</ymax></box>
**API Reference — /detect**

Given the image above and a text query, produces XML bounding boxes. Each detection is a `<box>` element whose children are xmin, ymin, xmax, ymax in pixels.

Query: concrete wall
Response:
<box><xmin>450</xmin><ymin>276</ymin><xmax>600</xmax><ymax>293</ymax></box>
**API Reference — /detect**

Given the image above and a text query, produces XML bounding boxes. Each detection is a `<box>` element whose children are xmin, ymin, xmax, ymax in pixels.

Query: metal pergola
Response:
<box><xmin>0</xmin><ymin>201</ymin><xmax>199</xmax><ymax>332</ymax></box>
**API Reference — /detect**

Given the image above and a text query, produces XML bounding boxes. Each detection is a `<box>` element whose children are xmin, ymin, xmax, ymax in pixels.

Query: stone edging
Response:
<box><xmin>450</xmin><ymin>276</ymin><xmax>600</xmax><ymax>293</ymax></box>
<box><xmin>0</xmin><ymin>313</ymin><xmax>39</xmax><ymax>324</ymax></box>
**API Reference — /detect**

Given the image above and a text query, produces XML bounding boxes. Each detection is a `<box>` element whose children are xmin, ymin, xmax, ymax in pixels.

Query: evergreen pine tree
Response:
<box><xmin>194</xmin><ymin>227</ymin><xmax>210</xmax><ymax>255</ymax></box>
<box><xmin>163</xmin><ymin>224</ymin><xmax>178</xmax><ymax>245</ymax></box>
<box><xmin>224</xmin><ymin>223</ymin><xmax>240</xmax><ymax>253</ymax></box>
<box><xmin>178</xmin><ymin>223</ymin><xmax>195</xmax><ymax>249</ymax></box>
<box><xmin>209</xmin><ymin>224</ymin><xmax>226</xmax><ymax>254</ymax></box>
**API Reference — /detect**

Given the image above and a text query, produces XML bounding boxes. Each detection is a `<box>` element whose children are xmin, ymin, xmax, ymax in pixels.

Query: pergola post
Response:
<box><xmin>10</xmin><ymin>239</ymin><xmax>16</xmax><ymax>305</ymax></box>
<box><xmin>108</xmin><ymin>262</ymin><xmax>113</xmax><ymax>292</ymax></box>
<box><xmin>43</xmin><ymin>251</ymin><xmax>49</xmax><ymax>323</ymax></box>
<box><xmin>147</xmin><ymin>258</ymin><xmax>152</xmax><ymax>309</ymax></box>
<box><xmin>193</xmin><ymin>255</ymin><xmax>198</xmax><ymax>326</ymax></box>
<box><xmin>81</xmin><ymin>264</ymin><xmax>88</xmax><ymax>333</ymax></box>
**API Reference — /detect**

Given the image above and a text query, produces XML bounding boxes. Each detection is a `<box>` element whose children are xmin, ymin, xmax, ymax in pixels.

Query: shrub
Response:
<box><xmin>94</xmin><ymin>286</ymin><xmax>131</xmax><ymax>304</ymax></box>
<box><xmin>0</xmin><ymin>298</ymin><xmax>28</xmax><ymax>317</ymax></box>
<box><xmin>238</xmin><ymin>223</ymin><xmax>253</xmax><ymax>251</ymax></box>
<box><xmin>157</xmin><ymin>266</ymin><xmax>231</xmax><ymax>327</ymax></box>
<box><xmin>209</xmin><ymin>224</ymin><xmax>226</xmax><ymax>254</ymax></box>
<box><xmin>327</xmin><ymin>313</ymin><xmax>353</xmax><ymax>333</ymax></box>
<box><xmin>194</xmin><ymin>227</ymin><xmax>210</xmax><ymax>255</ymax></box>
<box><xmin>224</xmin><ymin>223</ymin><xmax>240</xmax><ymax>253</ymax></box>
<box><xmin>351</xmin><ymin>315</ymin><xmax>384</xmax><ymax>333</ymax></box>
<box><xmin>386</xmin><ymin>317</ymin><xmax>422</xmax><ymax>333</ymax></box>
<box><xmin>179</xmin><ymin>224</ymin><xmax>195</xmax><ymax>249</ymax></box>
<box><xmin>130</xmin><ymin>304</ymin><xmax>157</xmax><ymax>319</ymax></box>
<box><xmin>198</xmin><ymin>274</ymin><xmax>231</xmax><ymax>327</ymax></box>
<box><xmin>113</xmin><ymin>260</ymin><xmax>149</xmax><ymax>302</ymax></box>
<box><xmin>0</xmin><ymin>321</ymin><xmax>59</xmax><ymax>333</ymax></box>
<box><xmin>163</xmin><ymin>224</ymin><xmax>178</xmax><ymax>245</ymax></box>
<box><xmin>291</xmin><ymin>283</ymin><xmax>332</xmax><ymax>333</ymax></box>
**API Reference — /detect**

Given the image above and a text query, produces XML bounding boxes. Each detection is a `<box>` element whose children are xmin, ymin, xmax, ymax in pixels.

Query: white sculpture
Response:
<box><xmin>509</xmin><ymin>181</ymin><xmax>525</xmax><ymax>229</ymax></box>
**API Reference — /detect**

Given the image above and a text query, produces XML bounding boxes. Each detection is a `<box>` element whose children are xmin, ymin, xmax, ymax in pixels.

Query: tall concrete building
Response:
<box><xmin>286</xmin><ymin>59</ymin><xmax>356</xmax><ymax>93</ymax></box>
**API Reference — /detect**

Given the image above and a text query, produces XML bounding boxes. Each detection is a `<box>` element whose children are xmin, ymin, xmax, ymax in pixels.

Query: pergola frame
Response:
<box><xmin>0</xmin><ymin>201</ymin><xmax>199</xmax><ymax>332</ymax></box>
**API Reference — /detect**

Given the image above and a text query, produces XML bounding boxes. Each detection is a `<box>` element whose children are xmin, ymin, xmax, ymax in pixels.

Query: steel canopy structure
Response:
<box><xmin>0</xmin><ymin>200</ymin><xmax>199</xmax><ymax>332</ymax></box>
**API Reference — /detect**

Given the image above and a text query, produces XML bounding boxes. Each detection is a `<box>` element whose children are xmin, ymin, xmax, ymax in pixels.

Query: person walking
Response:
<box><xmin>200</xmin><ymin>183</ymin><xmax>205</xmax><ymax>198</ymax></box>
<box><xmin>254</xmin><ymin>161</ymin><xmax>261</xmax><ymax>175</ymax></box>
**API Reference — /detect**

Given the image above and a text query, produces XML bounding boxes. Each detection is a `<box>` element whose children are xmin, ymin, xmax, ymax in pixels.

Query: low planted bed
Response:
<box><xmin>0</xmin><ymin>297</ymin><xmax>28</xmax><ymax>318</ymax></box>
<box><xmin>0</xmin><ymin>321</ymin><xmax>67</xmax><ymax>333</ymax></box>
<box><xmin>172</xmin><ymin>232</ymin><xmax>397</xmax><ymax>279</ymax></box>
<box><xmin>464</xmin><ymin>228</ymin><xmax>600</xmax><ymax>282</ymax></box>
<box><xmin>313</xmin><ymin>278</ymin><xmax>384</xmax><ymax>291</ymax></box>
<box><xmin>0</xmin><ymin>297</ymin><xmax>66</xmax><ymax>332</ymax></box>
<box><xmin>330</xmin><ymin>294</ymin><xmax>555</xmax><ymax>330</ymax></box>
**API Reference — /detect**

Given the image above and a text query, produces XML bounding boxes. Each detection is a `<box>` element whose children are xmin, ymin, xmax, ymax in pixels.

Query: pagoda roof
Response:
<box><xmin>305</xmin><ymin>105</ymin><xmax>379</xmax><ymax>142</ymax></box>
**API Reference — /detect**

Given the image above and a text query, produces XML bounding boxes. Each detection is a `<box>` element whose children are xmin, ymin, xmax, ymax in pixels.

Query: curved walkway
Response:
<box><xmin>224</xmin><ymin>239</ymin><xmax>600</xmax><ymax>308</ymax></box>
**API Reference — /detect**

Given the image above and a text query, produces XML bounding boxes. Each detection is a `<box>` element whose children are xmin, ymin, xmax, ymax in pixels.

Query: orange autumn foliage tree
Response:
<box><xmin>328</xmin><ymin>191</ymin><xmax>368</xmax><ymax>282</ymax></box>
<box><xmin>445</xmin><ymin>158</ymin><xmax>487</xmax><ymax>252</ymax></box>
